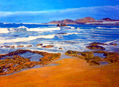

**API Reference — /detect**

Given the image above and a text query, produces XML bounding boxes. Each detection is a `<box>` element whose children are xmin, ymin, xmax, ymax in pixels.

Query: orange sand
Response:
<box><xmin>0</xmin><ymin>57</ymin><xmax>119</xmax><ymax>87</ymax></box>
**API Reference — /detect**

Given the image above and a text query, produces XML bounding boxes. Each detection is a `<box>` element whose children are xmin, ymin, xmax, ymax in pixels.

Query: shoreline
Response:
<box><xmin>0</xmin><ymin>57</ymin><xmax>119</xmax><ymax>87</ymax></box>
<box><xmin>1</xmin><ymin>41</ymin><xmax>119</xmax><ymax>86</ymax></box>
<box><xmin>1</xmin><ymin>41</ymin><xmax>119</xmax><ymax>75</ymax></box>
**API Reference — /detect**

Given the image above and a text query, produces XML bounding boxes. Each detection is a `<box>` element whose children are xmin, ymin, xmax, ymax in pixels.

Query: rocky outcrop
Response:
<box><xmin>0</xmin><ymin>49</ymin><xmax>61</xmax><ymax>75</ymax></box>
<box><xmin>65</xmin><ymin>50</ymin><xmax>119</xmax><ymax>65</ymax></box>
<box><xmin>49</xmin><ymin>19</ymin><xmax>76</xmax><ymax>24</ymax></box>
<box><xmin>86</xmin><ymin>42</ymin><xmax>106</xmax><ymax>50</ymax></box>
<box><xmin>102</xmin><ymin>18</ymin><xmax>112</xmax><ymax>21</ymax></box>
<box><xmin>48</xmin><ymin>17</ymin><xmax>95</xmax><ymax>24</ymax></box>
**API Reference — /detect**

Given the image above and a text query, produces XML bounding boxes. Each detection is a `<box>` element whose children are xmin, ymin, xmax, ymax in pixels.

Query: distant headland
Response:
<box><xmin>48</xmin><ymin>17</ymin><xmax>119</xmax><ymax>25</ymax></box>
<box><xmin>1</xmin><ymin>17</ymin><xmax>119</xmax><ymax>25</ymax></box>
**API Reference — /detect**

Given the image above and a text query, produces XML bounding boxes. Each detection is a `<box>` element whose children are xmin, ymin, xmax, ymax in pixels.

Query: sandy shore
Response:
<box><xmin>0</xmin><ymin>57</ymin><xmax>119</xmax><ymax>87</ymax></box>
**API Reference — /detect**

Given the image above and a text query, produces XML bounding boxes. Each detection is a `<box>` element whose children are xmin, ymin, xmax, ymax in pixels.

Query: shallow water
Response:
<box><xmin>94</xmin><ymin>53</ymin><xmax>106</xmax><ymax>58</ymax></box>
<box><xmin>0</xmin><ymin>24</ymin><xmax>119</xmax><ymax>54</ymax></box>
<box><xmin>19</xmin><ymin>52</ymin><xmax>43</xmax><ymax>61</ymax></box>
<box><xmin>100</xmin><ymin>61</ymin><xmax>109</xmax><ymax>65</ymax></box>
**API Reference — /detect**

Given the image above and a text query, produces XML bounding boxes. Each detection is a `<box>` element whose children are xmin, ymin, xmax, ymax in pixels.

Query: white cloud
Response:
<box><xmin>0</xmin><ymin>5</ymin><xmax>119</xmax><ymax>23</ymax></box>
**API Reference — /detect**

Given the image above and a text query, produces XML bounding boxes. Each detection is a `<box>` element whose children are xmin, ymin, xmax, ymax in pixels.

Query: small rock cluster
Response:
<box><xmin>65</xmin><ymin>49</ymin><xmax>119</xmax><ymax>65</ymax></box>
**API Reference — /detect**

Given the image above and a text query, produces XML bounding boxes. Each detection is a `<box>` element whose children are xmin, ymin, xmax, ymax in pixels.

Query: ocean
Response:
<box><xmin>0</xmin><ymin>23</ymin><xmax>119</xmax><ymax>54</ymax></box>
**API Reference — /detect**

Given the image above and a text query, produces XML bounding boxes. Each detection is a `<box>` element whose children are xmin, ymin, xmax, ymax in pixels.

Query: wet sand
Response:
<box><xmin>0</xmin><ymin>57</ymin><xmax>119</xmax><ymax>87</ymax></box>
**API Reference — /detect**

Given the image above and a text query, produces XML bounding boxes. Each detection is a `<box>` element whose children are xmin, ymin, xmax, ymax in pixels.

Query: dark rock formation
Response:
<box><xmin>86</xmin><ymin>42</ymin><xmax>106</xmax><ymax>50</ymax></box>
<box><xmin>0</xmin><ymin>49</ymin><xmax>61</xmax><ymax>75</ymax></box>
<box><xmin>86</xmin><ymin>45</ymin><xmax>105</xmax><ymax>50</ymax></box>
<box><xmin>42</xmin><ymin>45</ymin><xmax>54</xmax><ymax>48</ymax></box>
<box><xmin>65</xmin><ymin>50</ymin><xmax>119</xmax><ymax>65</ymax></box>
<box><xmin>109</xmin><ymin>42</ymin><xmax>117</xmax><ymax>46</ymax></box>
<box><xmin>37</xmin><ymin>44</ymin><xmax>43</xmax><ymax>46</ymax></box>
<box><xmin>102</xmin><ymin>18</ymin><xmax>112</xmax><ymax>21</ymax></box>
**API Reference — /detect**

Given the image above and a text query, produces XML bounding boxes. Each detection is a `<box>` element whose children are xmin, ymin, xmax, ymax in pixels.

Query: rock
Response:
<box><xmin>102</xmin><ymin>18</ymin><xmax>112</xmax><ymax>21</ymax></box>
<box><xmin>26</xmin><ymin>45</ymin><xmax>32</xmax><ymax>47</ymax></box>
<box><xmin>17</xmin><ymin>45</ymin><xmax>24</xmax><ymax>48</ymax></box>
<box><xmin>87</xmin><ymin>42</ymin><xmax>106</xmax><ymax>50</ymax></box>
<box><xmin>86</xmin><ymin>45</ymin><xmax>105</xmax><ymax>50</ymax></box>
<box><xmin>37</xmin><ymin>44</ymin><xmax>43</xmax><ymax>46</ymax></box>
<box><xmin>89</xmin><ymin>42</ymin><xmax>107</xmax><ymax>46</ymax></box>
<box><xmin>0</xmin><ymin>49</ymin><xmax>61</xmax><ymax>75</ymax></box>
<box><xmin>65</xmin><ymin>50</ymin><xmax>103</xmax><ymax>65</ymax></box>
<box><xmin>4</xmin><ymin>45</ymin><xmax>10</xmax><ymax>48</ymax></box>
<box><xmin>59</xmin><ymin>48</ymin><xmax>63</xmax><ymax>50</ymax></box>
<box><xmin>0</xmin><ymin>46</ymin><xmax>4</xmax><ymax>48</ymax></box>
<box><xmin>109</xmin><ymin>43</ymin><xmax>117</xmax><ymax>46</ymax></box>
<box><xmin>10</xmin><ymin>46</ymin><xmax>15</xmax><ymax>49</ymax></box>
<box><xmin>104</xmin><ymin>52</ymin><xmax>119</xmax><ymax>63</ymax></box>
<box><xmin>65</xmin><ymin>50</ymin><xmax>79</xmax><ymax>56</ymax></box>
<box><xmin>42</xmin><ymin>45</ymin><xmax>54</xmax><ymax>48</ymax></box>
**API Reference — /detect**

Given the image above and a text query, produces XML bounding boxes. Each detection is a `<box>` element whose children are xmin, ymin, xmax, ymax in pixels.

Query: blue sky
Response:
<box><xmin>0</xmin><ymin>0</ymin><xmax>119</xmax><ymax>23</ymax></box>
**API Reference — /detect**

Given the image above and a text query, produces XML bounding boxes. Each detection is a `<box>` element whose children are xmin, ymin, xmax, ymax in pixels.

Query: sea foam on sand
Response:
<box><xmin>27</xmin><ymin>27</ymin><xmax>60</xmax><ymax>32</ymax></box>
<box><xmin>0</xmin><ymin>34</ymin><xmax>55</xmax><ymax>43</ymax></box>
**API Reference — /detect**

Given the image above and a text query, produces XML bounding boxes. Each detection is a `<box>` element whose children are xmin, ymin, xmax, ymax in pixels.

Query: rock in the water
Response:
<box><xmin>87</xmin><ymin>45</ymin><xmax>105</xmax><ymax>50</ymax></box>
<box><xmin>42</xmin><ymin>45</ymin><xmax>54</xmax><ymax>48</ymax></box>
<box><xmin>37</xmin><ymin>44</ymin><xmax>43</xmax><ymax>46</ymax></box>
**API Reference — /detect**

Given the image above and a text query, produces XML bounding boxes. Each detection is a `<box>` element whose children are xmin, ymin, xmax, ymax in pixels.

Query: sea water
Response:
<box><xmin>0</xmin><ymin>23</ymin><xmax>119</xmax><ymax>54</ymax></box>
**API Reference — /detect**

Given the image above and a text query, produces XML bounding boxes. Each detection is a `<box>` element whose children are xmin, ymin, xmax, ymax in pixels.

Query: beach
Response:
<box><xmin>0</xmin><ymin>24</ymin><xmax>119</xmax><ymax>87</ymax></box>
<box><xmin>0</xmin><ymin>57</ymin><xmax>119</xmax><ymax>87</ymax></box>
<box><xmin>0</xmin><ymin>0</ymin><xmax>119</xmax><ymax>86</ymax></box>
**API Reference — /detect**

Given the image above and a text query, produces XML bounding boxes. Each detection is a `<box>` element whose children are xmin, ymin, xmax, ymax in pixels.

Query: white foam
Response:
<box><xmin>27</xmin><ymin>27</ymin><xmax>60</xmax><ymax>32</ymax></box>
<box><xmin>0</xmin><ymin>28</ymin><xmax>9</xmax><ymax>33</ymax></box>
<box><xmin>96</xmin><ymin>27</ymin><xmax>119</xmax><ymax>29</ymax></box>
<box><xmin>105</xmin><ymin>39</ymin><xmax>119</xmax><ymax>44</ymax></box>
<box><xmin>0</xmin><ymin>34</ymin><xmax>55</xmax><ymax>43</ymax></box>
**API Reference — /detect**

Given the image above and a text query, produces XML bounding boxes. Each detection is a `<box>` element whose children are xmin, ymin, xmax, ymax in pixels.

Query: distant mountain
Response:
<box><xmin>48</xmin><ymin>17</ymin><xmax>95</xmax><ymax>24</ymax></box>
<box><xmin>75</xmin><ymin>17</ymin><xmax>95</xmax><ymax>23</ymax></box>
<box><xmin>102</xmin><ymin>18</ymin><xmax>112</xmax><ymax>21</ymax></box>
<box><xmin>49</xmin><ymin>19</ymin><xmax>77</xmax><ymax>24</ymax></box>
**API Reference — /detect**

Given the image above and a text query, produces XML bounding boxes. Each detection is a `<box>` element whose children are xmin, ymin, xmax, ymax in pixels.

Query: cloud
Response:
<box><xmin>0</xmin><ymin>5</ymin><xmax>119</xmax><ymax>23</ymax></box>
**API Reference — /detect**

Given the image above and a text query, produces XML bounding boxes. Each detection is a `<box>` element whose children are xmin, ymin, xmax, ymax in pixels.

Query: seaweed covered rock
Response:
<box><xmin>39</xmin><ymin>53</ymin><xmax>61</xmax><ymax>65</ymax></box>
<box><xmin>65</xmin><ymin>50</ymin><xmax>101</xmax><ymax>65</ymax></box>
<box><xmin>80</xmin><ymin>52</ymin><xmax>94</xmax><ymax>59</ymax></box>
<box><xmin>87</xmin><ymin>42</ymin><xmax>105</xmax><ymax>50</ymax></box>
<box><xmin>104</xmin><ymin>52</ymin><xmax>119</xmax><ymax>63</ymax></box>
<box><xmin>0</xmin><ymin>49</ymin><xmax>61</xmax><ymax>75</ymax></box>
<box><xmin>0</xmin><ymin>55</ymin><xmax>32</xmax><ymax>75</ymax></box>
<box><xmin>87</xmin><ymin>56</ymin><xmax>102</xmax><ymax>65</ymax></box>
<box><xmin>89</xmin><ymin>42</ymin><xmax>107</xmax><ymax>46</ymax></box>
<box><xmin>65</xmin><ymin>50</ymin><xmax>79</xmax><ymax>56</ymax></box>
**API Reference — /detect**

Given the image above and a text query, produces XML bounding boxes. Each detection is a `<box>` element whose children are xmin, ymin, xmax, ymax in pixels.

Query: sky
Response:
<box><xmin>0</xmin><ymin>0</ymin><xmax>119</xmax><ymax>23</ymax></box>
